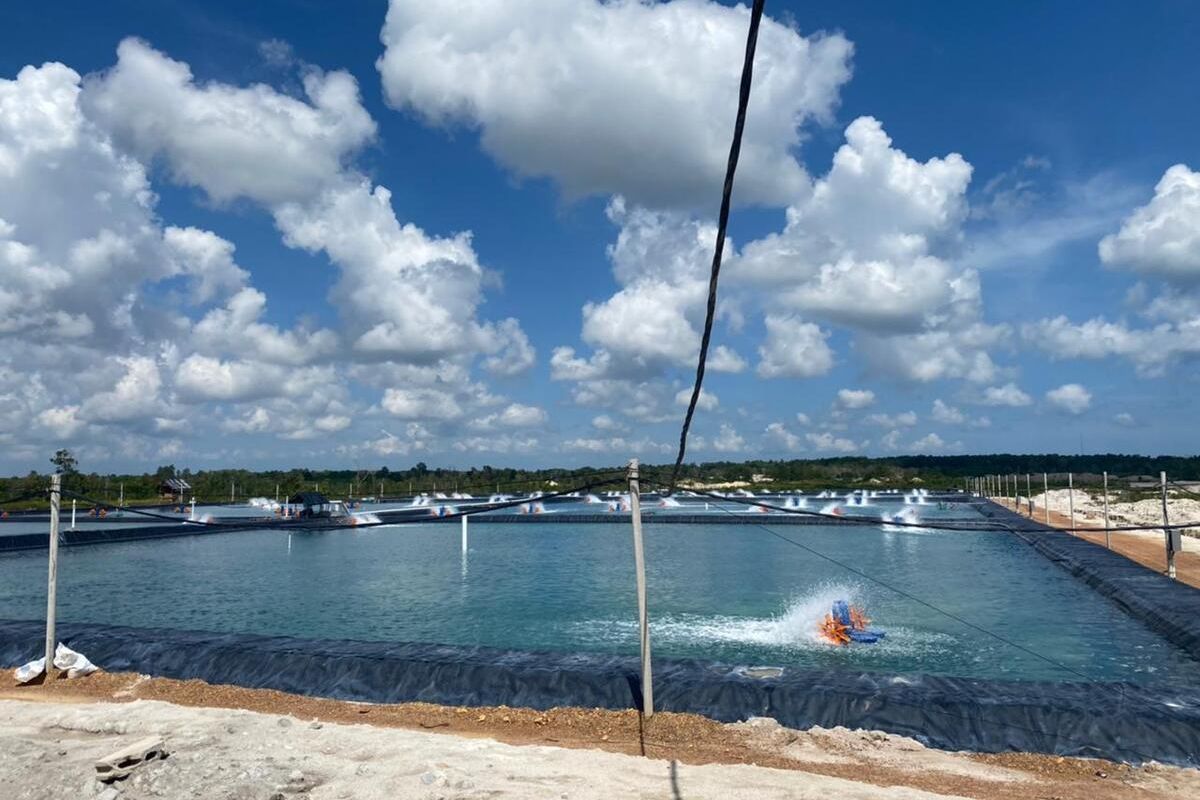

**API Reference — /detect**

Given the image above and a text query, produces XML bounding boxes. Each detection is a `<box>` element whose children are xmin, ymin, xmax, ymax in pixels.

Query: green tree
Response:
<box><xmin>50</xmin><ymin>449</ymin><xmax>78</xmax><ymax>475</ymax></box>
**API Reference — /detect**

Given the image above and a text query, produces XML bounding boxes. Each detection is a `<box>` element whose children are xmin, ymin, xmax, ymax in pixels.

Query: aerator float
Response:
<box><xmin>819</xmin><ymin>600</ymin><xmax>886</xmax><ymax>645</ymax></box>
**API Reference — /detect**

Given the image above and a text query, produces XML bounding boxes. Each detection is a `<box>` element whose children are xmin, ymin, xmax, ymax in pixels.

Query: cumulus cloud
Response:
<box><xmin>909</xmin><ymin>432</ymin><xmax>950</xmax><ymax>451</ymax></box>
<box><xmin>980</xmin><ymin>382</ymin><xmax>1032</xmax><ymax>407</ymax></box>
<box><xmin>711</xmin><ymin>423</ymin><xmax>746</xmax><ymax>453</ymax></box>
<box><xmin>764</xmin><ymin>421</ymin><xmax>803</xmax><ymax>452</ymax></box>
<box><xmin>836</xmin><ymin>389</ymin><xmax>876</xmax><ymax>409</ymax></box>
<box><xmin>756</xmin><ymin>315</ymin><xmax>834</xmax><ymax>378</ymax></box>
<box><xmin>85</xmin><ymin>38</ymin><xmax>376</xmax><ymax>205</ymax></box>
<box><xmin>377</xmin><ymin>0</ymin><xmax>852</xmax><ymax>208</ymax></box>
<box><xmin>1099</xmin><ymin>165</ymin><xmax>1200</xmax><ymax>282</ymax></box>
<box><xmin>1045</xmin><ymin>383</ymin><xmax>1091</xmax><ymax>415</ymax></box>
<box><xmin>674</xmin><ymin>387</ymin><xmax>718</xmax><ymax>411</ymax></box>
<box><xmin>806</xmin><ymin>431</ymin><xmax>859</xmax><ymax>453</ymax></box>
<box><xmin>735</xmin><ymin>117</ymin><xmax>974</xmax><ymax>331</ymax></box>
<box><xmin>471</xmin><ymin>403</ymin><xmax>548</xmax><ymax>429</ymax></box>
<box><xmin>1019</xmin><ymin>315</ymin><xmax>1197</xmax><ymax>377</ymax></box>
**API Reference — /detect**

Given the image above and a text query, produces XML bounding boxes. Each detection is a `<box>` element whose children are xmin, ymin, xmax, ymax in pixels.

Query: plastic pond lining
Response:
<box><xmin>1</xmin><ymin>619</ymin><xmax>1199</xmax><ymax>766</ymax></box>
<box><xmin>980</xmin><ymin>501</ymin><xmax>1200</xmax><ymax>662</ymax></box>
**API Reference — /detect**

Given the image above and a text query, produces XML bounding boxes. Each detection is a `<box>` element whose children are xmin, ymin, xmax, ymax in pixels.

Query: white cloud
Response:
<box><xmin>381</xmin><ymin>387</ymin><xmax>464</xmax><ymax>420</ymax></box>
<box><xmin>175</xmin><ymin>356</ymin><xmax>294</xmax><ymax>403</ymax></box>
<box><xmin>930</xmin><ymin>399</ymin><xmax>965</xmax><ymax>424</ymax></box>
<box><xmin>472</xmin><ymin>402</ymin><xmax>548</xmax><ymax>429</ymax></box>
<box><xmin>221</xmin><ymin>407</ymin><xmax>271</xmax><ymax>433</ymax></box>
<box><xmin>1045</xmin><ymin>383</ymin><xmax>1091</xmax><ymax>415</ymax></box>
<box><xmin>674</xmin><ymin>387</ymin><xmax>718</xmax><ymax>411</ymax></box>
<box><xmin>806</xmin><ymin>431</ymin><xmax>859</xmax><ymax>453</ymax></box>
<box><xmin>37</xmin><ymin>406</ymin><xmax>83</xmax><ymax>439</ymax></box>
<box><xmin>836</xmin><ymin>389</ymin><xmax>876</xmax><ymax>409</ymax></box>
<box><xmin>909</xmin><ymin>432</ymin><xmax>949</xmax><ymax>452</ymax></box>
<box><xmin>591</xmin><ymin>414</ymin><xmax>621</xmax><ymax>432</ymax></box>
<box><xmin>980</xmin><ymin>382</ymin><xmax>1032</xmax><ymax>407</ymax></box>
<box><xmin>866</xmin><ymin>411</ymin><xmax>916</xmax><ymax>427</ymax></box>
<box><xmin>764</xmin><ymin>422</ymin><xmax>803</xmax><ymax>452</ymax></box>
<box><xmin>1019</xmin><ymin>315</ymin><xmax>1198</xmax><ymax>376</ymax></box>
<box><xmin>86</xmin><ymin>38</ymin><xmax>376</xmax><ymax>206</ymax></box>
<box><xmin>880</xmin><ymin>429</ymin><xmax>902</xmax><ymax>450</ymax></box>
<box><xmin>756</xmin><ymin>315</ymin><xmax>834</xmax><ymax>378</ymax></box>
<box><xmin>736</xmin><ymin>116</ymin><xmax>974</xmax><ymax>333</ymax></box>
<box><xmin>795</xmin><ymin>412</ymin><xmax>812</xmax><ymax>426</ymax></box>
<box><xmin>708</xmin><ymin>345</ymin><xmax>747</xmax><ymax>373</ymax></box>
<box><xmin>1114</xmin><ymin>412</ymin><xmax>1136</xmax><ymax>427</ymax></box>
<box><xmin>1099</xmin><ymin>165</ymin><xmax>1200</xmax><ymax>281</ymax></box>
<box><xmin>79</xmin><ymin>356</ymin><xmax>163</xmax><ymax>423</ymax></box>
<box><xmin>711</xmin><ymin>423</ymin><xmax>746</xmax><ymax>453</ymax></box>
<box><xmin>191</xmin><ymin>288</ymin><xmax>338</xmax><ymax>366</ymax></box>
<box><xmin>162</xmin><ymin>226</ymin><xmax>249</xmax><ymax>302</ymax></box>
<box><xmin>377</xmin><ymin>0</ymin><xmax>852</xmax><ymax>208</ymax></box>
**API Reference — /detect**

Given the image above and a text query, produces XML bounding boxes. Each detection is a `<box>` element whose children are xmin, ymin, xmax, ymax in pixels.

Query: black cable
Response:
<box><xmin>0</xmin><ymin>492</ymin><xmax>40</xmax><ymax>507</ymax></box>
<box><xmin>669</xmin><ymin>0</ymin><xmax>766</xmax><ymax>495</ymax></box>
<box><xmin>1167</xmin><ymin>479</ymin><xmax>1200</xmax><ymax>501</ymax></box>
<box><xmin>313</xmin><ymin>475</ymin><xmax>630</xmax><ymax>531</ymax></box>
<box><xmin>60</xmin><ymin>474</ymin><xmax>631</xmax><ymax>533</ymax></box>
<box><xmin>690</xmin><ymin>491</ymin><xmax>1100</xmax><ymax>682</ymax></box>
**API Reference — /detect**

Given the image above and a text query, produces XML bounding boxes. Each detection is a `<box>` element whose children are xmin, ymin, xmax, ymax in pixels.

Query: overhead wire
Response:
<box><xmin>56</xmin><ymin>472</ymin><xmax>631</xmax><ymax>533</ymax></box>
<box><xmin>643</xmin><ymin>481</ymin><xmax>1180</xmax><ymax>760</ymax></box>
<box><xmin>644</xmin><ymin>483</ymin><xmax>1200</xmax><ymax>535</ymax></box>
<box><xmin>668</xmin><ymin>0</ymin><xmax>766</xmax><ymax>495</ymax></box>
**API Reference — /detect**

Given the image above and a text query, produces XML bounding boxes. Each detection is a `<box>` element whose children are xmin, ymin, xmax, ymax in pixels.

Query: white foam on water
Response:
<box><xmin>571</xmin><ymin>584</ymin><xmax>958</xmax><ymax>662</ymax></box>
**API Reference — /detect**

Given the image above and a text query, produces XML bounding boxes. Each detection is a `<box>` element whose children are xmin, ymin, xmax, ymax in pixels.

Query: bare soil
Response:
<box><xmin>4</xmin><ymin>669</ymin><xmax>1199</xmax><ymax>799</ymax></box>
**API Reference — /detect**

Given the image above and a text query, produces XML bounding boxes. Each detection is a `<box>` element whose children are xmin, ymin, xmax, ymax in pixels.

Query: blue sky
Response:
<box><xmin>1</xmin><ymin>0</ymin><xmax>1198</xmax><ymax>472</ymax></box>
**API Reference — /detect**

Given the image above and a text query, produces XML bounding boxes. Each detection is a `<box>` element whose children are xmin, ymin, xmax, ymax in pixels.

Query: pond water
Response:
<box><xmin>0</xmin><ymin>516</ymin><xmax>1194</xmax><ymax>684</ymax></box>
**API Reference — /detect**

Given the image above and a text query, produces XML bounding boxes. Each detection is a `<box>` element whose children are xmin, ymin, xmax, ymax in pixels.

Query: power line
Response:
<box><xmin>669</xmin><ymin>0</ymin><xmax>766</xmax><ymax>495</ymax></box>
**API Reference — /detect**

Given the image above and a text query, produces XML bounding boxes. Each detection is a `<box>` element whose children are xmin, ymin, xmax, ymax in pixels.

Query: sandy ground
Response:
<box><xmin>4</xmin><ymin>671</ymin><xmax>1200</xmax><ymax>800</ymax></box>
<box><xmin>1029</xmin><ymin>488</ymin><xmax>1200</xmax><ymax>544</ymax></box>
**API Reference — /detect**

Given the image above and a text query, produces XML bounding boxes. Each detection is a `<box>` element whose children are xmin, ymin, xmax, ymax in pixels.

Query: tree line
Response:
<box><xmin>1</xmin><ymin>451</ymin><xmax>1196</xmax><ymax>510</ymax></box>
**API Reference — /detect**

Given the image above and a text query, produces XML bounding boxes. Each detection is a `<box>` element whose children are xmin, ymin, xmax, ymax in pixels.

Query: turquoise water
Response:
<box><xmin>0</xmin><ymin>519</ymin><xmax>1195</xmax><ymax>684</ymax></box>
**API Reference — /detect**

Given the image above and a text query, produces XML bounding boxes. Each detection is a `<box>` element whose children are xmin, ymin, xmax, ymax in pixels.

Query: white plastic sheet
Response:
<box><xmin>13</xmin><ymin>656</ymin><xmax>44</xmax><ymax>684</ymax></box>
<box><xmin>54</xmin><ymin>642</ymin><xmax>98</xmax><ymax>678</ymax></box>
<box><xmin>12</xmin><ymin>643</ymin><xmax>98</xmax><ymax>683</ymax></box>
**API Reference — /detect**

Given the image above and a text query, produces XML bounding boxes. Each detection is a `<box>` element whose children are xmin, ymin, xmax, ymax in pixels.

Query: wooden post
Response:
<box><xmin>627</xmin><ymin>459</ymin><xmax>653</xmax><ymax>718</ymax></box>
<box><xmin>275</xmin><ymin>484</ymin><xmax>279</xmax><ymax>504</ymax></box>
<box><xmin>461</xmin><ymin>514</ymin><xmax>468</xmax><ymax>554</ymax></box>
<box><xmin>1162</xmin><ymin>471</ymin><xmax>1176</xmax><ymax>580</ymax></box>
<box><xmin>45</xmin><ymin>473</ymin><xmax>62</xmax><ymax>671</ymax></box>
<box><xmin>1025</xmin><ymin>474</ymin><xmax>1032</xmax><ymax>516</ymax></box>
<box><xmin>1068</xmin><ymin>473</ymin><xmax>1075</xmax><ymax>531</ymax></box>
<box><xmin>1102</xmin><ymin>471</ymin><xmax>1111</xmax><ymax>548</ymax></box>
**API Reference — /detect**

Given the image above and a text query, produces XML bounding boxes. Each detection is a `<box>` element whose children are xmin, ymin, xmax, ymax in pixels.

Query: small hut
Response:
<box><xmin>158</xmin><ymin>477</ymin><xmax>192</xmax><ymax>499</ymax></box>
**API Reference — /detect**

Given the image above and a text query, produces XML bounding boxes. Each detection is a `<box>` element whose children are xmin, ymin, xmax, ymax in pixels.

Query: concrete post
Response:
<box><xmin>1068</xmin><ymin>473</ymin><xmax>1075</xmax><ymax>531</ymax></box>
<box><xmin>1043</xmin><ymin>473</ymin><xmax>1049</xmax><ymax>525</ymax></box>
<box><xmin>461</xmin><ymin>514</ymin><xmax>469</xmax><ymax>554</ymax></box>
<box><xmin>45</xmin><ymin>473</ymin><xmax>62</xmax><ymax>672</ymax></box>
<box><xmin>627</xmin><ymin>459</ymin><xmax>653</xmax><ymax>717</ymax></box>
<box><xmin>1102</xmin><ymin>471</ymin><xmax>1111</xmax><ymax>549</ymax></box>
<box><xmin>1162</xmin><ymin>471</ymin><xmax>1177</xmax><ymax>580</ymax></box>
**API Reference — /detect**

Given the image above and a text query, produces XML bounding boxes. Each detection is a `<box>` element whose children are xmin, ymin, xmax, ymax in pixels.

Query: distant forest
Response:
<box><xmin>2</xmin><ymin>453</ymin><xmax>1197</xmax><ymax>508</ymax></box>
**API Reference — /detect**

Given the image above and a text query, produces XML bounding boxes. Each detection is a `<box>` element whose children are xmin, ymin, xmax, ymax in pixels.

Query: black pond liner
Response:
<box><xmin>980</xmin><ymin>501</ymin><xmax>1200</xmax><ymax>663</ymax></box>
<box><xmin>2</xmin><ymin>619</ymin><xmax>1199</xmax><ymax>766</ymax></box>
<box><xmin>4</xmin><ymin>497</ymin><xmax>1200</xmax><ymax>765</ymax></box>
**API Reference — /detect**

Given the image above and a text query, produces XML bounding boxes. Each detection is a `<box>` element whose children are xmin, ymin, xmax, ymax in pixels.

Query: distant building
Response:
<box><xmin>158</xmin><ymin>477</ymin><xmax>192</xmax><ymax>498</ymax></box>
